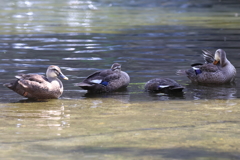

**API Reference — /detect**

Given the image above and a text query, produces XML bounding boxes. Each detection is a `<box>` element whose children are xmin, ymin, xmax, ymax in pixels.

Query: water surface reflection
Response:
<box><xmin>185</xmin><ymin>84</ymin><xmax>237</xmax><ymax>100</ymax></box>
<box><xmin>1</xmin><ymin>30</ymin><xmax>240</xmax><ymax>101</ymax></box>
<box><xmin>1</xmin><ymin>98</ymin><xmax>240</xmax><ymax>159</ymax></box>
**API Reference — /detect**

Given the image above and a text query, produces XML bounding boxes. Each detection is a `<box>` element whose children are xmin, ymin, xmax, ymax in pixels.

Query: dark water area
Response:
<box><xmin>1</xmin><ymin>25</ymin><xmax>240</xmax><ymax>102</ymax></box>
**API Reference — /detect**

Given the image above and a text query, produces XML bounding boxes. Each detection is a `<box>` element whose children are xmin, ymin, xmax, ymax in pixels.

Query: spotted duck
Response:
<box><xmin>186</xmin><ymin>49</ymin><xmax>236</xmax><ymax>84</ymax></box>
<box><xmin>4</xmin><ymin>65</ymin><xmax>68</xmax><ymax>99</ymax></box>
<box><xmin>75</xmin><ymin>63</ymin><xmax>130</xmax><ymax>93</ymax></box>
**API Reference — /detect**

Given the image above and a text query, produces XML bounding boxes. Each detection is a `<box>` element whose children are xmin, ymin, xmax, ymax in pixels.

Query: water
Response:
<box><xmin>1</xmin><ymin>0</ymin><xmax>240</xmax><ymax>159</ymax></box>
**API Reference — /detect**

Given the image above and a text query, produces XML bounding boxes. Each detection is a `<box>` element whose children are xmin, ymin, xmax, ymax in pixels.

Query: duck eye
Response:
<box><xmin>53</xmin><ymin>69</ymin><xmax>59</xmax><ymax>75</ymax></box>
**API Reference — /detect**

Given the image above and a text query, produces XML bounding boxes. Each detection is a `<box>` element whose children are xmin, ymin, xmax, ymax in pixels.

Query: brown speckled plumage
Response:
<box><xmin>4</xmin><ymin>65</ymin><xmax>68</xmax><ymax>99</ymax></box>
<box><xmin>75</xmin><ymin>63</ymin><xmax>130</xmax><ymax>93</ymax></box>
<box><xmin>145</xmin><ymin>78</ymin><xmax>184</xmax><ymax>93</ymax></box>
<box><xmin>186</xmin><ymin>49</ymin><xmax>236</xmax><ymax>84</ymax></box>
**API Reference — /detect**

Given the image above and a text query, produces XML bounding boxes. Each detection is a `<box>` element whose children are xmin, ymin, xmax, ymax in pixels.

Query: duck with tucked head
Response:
<box><xmin>75</xmin><ymin>63</ymin><xmax>130</xmax><ymax>93</ymax></box>
<box><xmin>186</xmin><ymin>49</ymin><xmax>236</xmax><ymax>84</ymax></box>
<box><xmin>145</xmin><ymin>78</ymin><xmax>184</xmax><ymax>93</ymax></box>
<box><xmin>4</xmin><ymin>65</ymin><xmax>68</xmax><ymax>99</ymax></box>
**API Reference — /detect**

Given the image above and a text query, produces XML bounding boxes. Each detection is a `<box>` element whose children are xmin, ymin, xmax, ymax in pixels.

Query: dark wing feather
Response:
<box><xmin>159</xmin><ymin>78</ymin><xmax>184</xmax><ymax>90</ymax></box>
<box><xmin>75</xmin><ymin>71</ymin><xmax>103</xmax><ymax>88</ymax></box>
<box><xmin>17</xmin><ymin>74</ymin><xmax>48</xmax><ymax>83</ymax></box>
<box><xmin>102</xmin><ymin>72</ymin><xmax>120</xmax><ymax>82</ymax></box>
<box><xmin>199</xmin><ymin>63</ymin><xmax>219</xmax><ymax>72</ymax></box>
<box><xmin>4</xmin><ymin>74</ymin><xmax>53</xmax><ymax>98</ymax></box>
<box><xmin>83</xmin><ymin>69</ymin><xmax>120</xmax><ymax>83</ymax></box>
<box><xmin>145</xmin><ymin>78</ymin><xmax>184</xmax><ymax>92</ymax></box>
<box><xmin>202</xmin><ymin>50</ymin><xmax>214</xmax><ymax>63</ymax></box>
<box><xmin>17</xmin><ymin>74</ymin><xmax>49</xmax><ymax>91</ymax></box>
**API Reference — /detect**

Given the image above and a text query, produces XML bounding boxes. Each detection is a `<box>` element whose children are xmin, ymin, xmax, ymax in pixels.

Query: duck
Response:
<box><xmin>75</xmin><ymin>63</ymin><xmax>130</xmax><ymax>93</ymax></box>
<box><xmin>3</xmin><ymin>65</ymin><xmax>68</xmax><ymax>99</ymax></box>
<box><xmin>185</xmin><ymin>49</ymin><xmax>236</xmax><ymax>84</ymax></box>
<box><xmin>145</xmin><ymin>78</ymin><xmax>184</xmax><ymax>93</ymax></box>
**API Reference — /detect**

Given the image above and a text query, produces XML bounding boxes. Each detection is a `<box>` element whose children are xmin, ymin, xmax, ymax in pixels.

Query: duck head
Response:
<box><xmin>213</xmin><ymin>49</ymin><xmax>227</xmax><ymax>67</ymax></box>
<box><xmin>111</xmin><ymin>63</ymin><xmax>121</xmax><ymax>72</ymax></box>
<box><xmin>46</xmin><ymin>65</ymin><xmax>68</xmax><ymax>80</ymax></box>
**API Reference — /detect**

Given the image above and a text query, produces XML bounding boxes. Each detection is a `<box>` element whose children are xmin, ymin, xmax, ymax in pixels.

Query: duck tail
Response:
<box><xmin>3</xmin><ymin>80</ymin><xmax>18</xmax><ymax>90</ymax></box>
<box><xmin>185</xmin><ymin>68</ymin><xmax>194</xmax><ymax>77</ymax></box>
<box><xmin>176</xmin><ymin>69</ymin><xmax>188</xmax><ymax>76</ymax></box>
<box><xmin>171</xmin><ymin>86</ymin><xmax>184</xmax><ymax>91</ymax></box>
<box><xmin>3</xmin><ymin>83</ymin><xmax>13</xmax><ymax>88</ymax></box>
<box><xmin>74</xmin><ymin>82</ymin><xmax>93</xmax><ymax>90</ymax></box>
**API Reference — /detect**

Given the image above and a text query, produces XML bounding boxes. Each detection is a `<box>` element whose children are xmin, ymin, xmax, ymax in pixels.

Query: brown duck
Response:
<box><xmin>4</xmin><ymin>65</ymin><xmax>68</xmax><ymax>99</ymax></box>
<box><xmin>75</xmin><ymin>63</ymin><xmax>130</xmax><ymax>93</ymax></box>
<box><xmin>145</xmin><ymin>78</ymin><xmax>184</xmax><ymax>93</ymax></box>
<box><xmin>186</xmin><ymin>49</ymin><xmax>236</xmax><ymax>84</ymax></box>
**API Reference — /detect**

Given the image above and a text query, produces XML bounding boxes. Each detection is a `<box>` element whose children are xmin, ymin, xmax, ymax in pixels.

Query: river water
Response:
<box><xmin>1</xmin><ymin>0</ymin><xmax>240</xmax><ymax>159</ymax></box>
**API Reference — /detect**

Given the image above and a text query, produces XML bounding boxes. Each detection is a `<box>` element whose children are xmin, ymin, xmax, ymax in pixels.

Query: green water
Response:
<box><xmin>1</xmin><ymin>0</ymin><xmax>240</xmax><ymax>35</ymax></box>
<box><xmin>1</xmin><ymin>99</ymin><xmax>240</xmax><ymax>159</ymax></box>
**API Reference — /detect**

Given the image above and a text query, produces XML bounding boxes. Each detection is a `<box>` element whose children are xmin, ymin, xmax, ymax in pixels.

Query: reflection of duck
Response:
<box><xmin>186</xmin><ymin>49</ymin><xmax>236</xmax><ymax>84</ymax></box>
<box><xmin>4</xmin><ymin>65</ymin><xmax>68</xmax><ymax>99</ymax></box>
<box><xmin>145</xmin><ymin>78</ymin><xmax>184</xmax><ymax>93</ymax></box>
<box><xmin>185</xmin><ymin>83</ymin><xmax>237</xmax><ymax>100</ymax></box>
<box><xmin>75</xmin><ymin>63</ymin><xmax>130</xmax><ymax>93</ymax></box>
<box><xmin>83</xmin><ymin>91</ymin><xmax>130</xmax><ymax>104</ymax></box>
<box><xmin>2</xmin><ymin>100</ymin><xmax>70</xmax><ymax>129</ymax></box>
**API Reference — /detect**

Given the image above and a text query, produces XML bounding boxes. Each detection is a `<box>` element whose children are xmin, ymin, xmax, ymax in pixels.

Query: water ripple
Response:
<box><xmin>74</xmin><ymin>50</ymin><xmax>107</xmax><ymax>53</ymax></box>
<box><xmin>12</xmin><ymin>59</ymin><xmax>50</xmax><ymax>62</ymax></box>
<box><xmin>118</xmin><ymin>57</ymin><xmax>185</xmax><ymax>62</ymax></box>
<box><xmin>63</xmin><ymin>57</ymin><xmax>102</xmax><ymax>61</ymax></box>
<box><xmin>35</xmin><ymin>47</ymin><xmax>75</xmax><ymax>51</ymax></box>
<box><xmin>64</xmin><ymin>67</ymin><xmax>98</xmax><ymax>71</ymax></box>
<box><xmin>42</xmin><ymin>44</ymin><xmax>100</xmax><ymax>47</ymax></box>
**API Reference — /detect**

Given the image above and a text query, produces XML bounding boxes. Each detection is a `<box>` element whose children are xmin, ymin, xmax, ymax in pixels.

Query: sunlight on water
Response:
<box><xmin>1</xmin><ymin>0</ymin><xmax>240</xmax><ymax>34</ymax></box>
<box><xmin>63</xmin><ymin>57</ymin><xmax>102</xmax><ymax>60</ymax></box>
<box><xmin>12</xmin><ymin>59</ymin><xmax>49</xmax><ymax>61</ymax></box>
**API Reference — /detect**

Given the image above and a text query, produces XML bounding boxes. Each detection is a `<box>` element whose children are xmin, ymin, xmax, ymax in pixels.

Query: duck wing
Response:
<box><xmin>16</xmin><ymin>74</ymin><xmax>48</xmax><ymax>83</ymax></box>
<box><xmin>188</xmin><ymin>63</ymin><xmax>219</xmax><ymax>75</ymax></box>
<box><xmin>4</xmin><ymin>74</ymin><xmax>51</xmax><ymax>98</ymax></box>
<box><xmin>186</xmin><ymin>63</ymin><xmax>220</xmax><ymax>83</ymax></box>
<box><xmin>162</xmin><ymin>78</ymin><xmax>184</xmax><ymax>90</ymax></box>
<box><xmin>15</xmin><ymin>74</ymin><xmax>49</xmax><ymax>90</ymax></box>
<box><xmin>202</xmin><ymin>50</ymin><xmax>214</xmax><ymax>63</ymax></box>
<box><xmin>198</xmin><ymin>63</ymin><xmax>219</xmax><ymax>72</ymax></box>
<box><xmin>145</xmin><ymin>78</ymin><xmax>184</xmax><ymax>92</ymax></box>
<box><xmin>77</xmin><ymin>69</ymin><xmax>120</xmax><ymax>87</ymax></box>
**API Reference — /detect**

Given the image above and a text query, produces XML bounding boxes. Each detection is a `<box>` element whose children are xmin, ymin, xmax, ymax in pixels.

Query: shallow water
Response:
<box><xmin>1</xmin><ymin>0</ymin><xmax>240</xmax><ymax>159</ymax></box>
<box><xmin>1</xmin><ymin>99</ymin><xmax>240</xmax><ymax>159</ymax></box>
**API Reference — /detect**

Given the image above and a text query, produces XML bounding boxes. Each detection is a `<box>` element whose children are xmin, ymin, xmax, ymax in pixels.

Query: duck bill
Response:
<box><xmin>213</xmin><ymin>60</ymin><xmax>219</xmax><ymax>65</ymax></box>
<box><xmin>59</xmin><ymin>73</ymin><xmax>69</xmax><ymax>80</ymax></box>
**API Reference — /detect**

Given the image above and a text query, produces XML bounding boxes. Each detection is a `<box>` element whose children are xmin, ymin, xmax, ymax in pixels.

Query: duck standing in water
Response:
<box><xmin>186</xmin><ymin>49</ymin><xmax>236</xmax><ymax>84</ymax></box>
<box><xmin>75</xmin><ymin>63</ymin><xmax>130</xmax><ymax>93</ymax></box>
<box><xmin>4</xmin><ymin>65</ymin><xmax>68</xmax><ymax>99</ymax></box>
<box><xmin>145</xmin><ymin>78</ymin><xmax>184</xmax><ymax>93</ymax></box>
